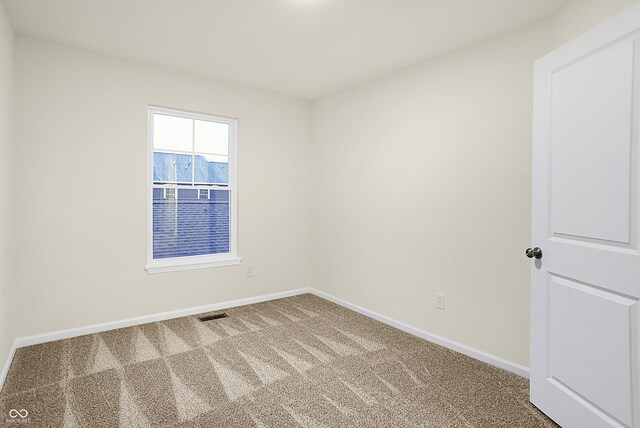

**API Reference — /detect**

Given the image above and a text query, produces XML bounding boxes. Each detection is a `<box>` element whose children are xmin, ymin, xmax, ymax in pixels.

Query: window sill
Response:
<box><xmin>145</xmin><ymin>256</ymin><xmax>241</xmax><ymax>274</ymax></box>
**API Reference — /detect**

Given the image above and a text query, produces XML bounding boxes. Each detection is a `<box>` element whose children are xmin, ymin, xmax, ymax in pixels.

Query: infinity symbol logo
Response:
<box><xmin>9</xmin><ymin>409</ymin><xmax>28</xmax><ymax>419</ymax></box>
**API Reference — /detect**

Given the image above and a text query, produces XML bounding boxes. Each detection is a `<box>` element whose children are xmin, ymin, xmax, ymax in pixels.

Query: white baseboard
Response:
<box><xmin>1</xmin><ymin>285</ymin><xmax>528</xmax><ymax>392</ymax></box>
<box><xmin>309</xmin><ymin>288</ymin><xmax>530</xmax><ymax>378</ymax></box>
<box><xmin>13</xmin><ymin>288</ymin><xmax>312</xmax><ymax>349</ymax></box>
<box><xmin>0</xmin><ymin>340</ymin><xmax>17</xmax><ymax>391</ymax></box>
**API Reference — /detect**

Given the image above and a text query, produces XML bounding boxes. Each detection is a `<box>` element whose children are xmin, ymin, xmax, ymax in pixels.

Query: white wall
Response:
<box><xmin>311</xmin><ymin>23</ymin><xmax>549</xmax><ymax>367</ymax></box>
<box><xmin>0</xmin><ymin>2</ymin><xmax>14</xmax><ymax>368</ymax></box>
<box><xmin>550</xmin><ymin>0</ymin><xmax>638</xmax><ymax>47</ymax></box>
<box><xmin>310</xmin><ymin>1</ymin><xmax>637</xmax><ymax>367</ymax></box>
<box><xmin>12</xmin><ymin>37</ymin><xmax>311</xmax><ymax>337</ymax></box>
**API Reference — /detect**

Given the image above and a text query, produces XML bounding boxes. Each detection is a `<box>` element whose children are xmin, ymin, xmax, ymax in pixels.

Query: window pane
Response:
<box><xmin>194</xmin><ymin>154</ymin><xmax>228</xmax><ymax>184</ymax></box>
<box><xmin>153</xmin><ymin>188</ymin><xmax>230</xmax><ymax>258</ymax></box>
<box><xmin>153</xmin><ymin>114</ymin><xmax>193</xmax><ymax>152</ymax></box>
<box><xmin>153</xmin><ymin>152</ymin><xmax>193</xmax><ymax>184</ymax></box>
<box><xmin>194</xmin><ymin>120</ymin><xmax>228</xmax><ymax>154</ymax></box>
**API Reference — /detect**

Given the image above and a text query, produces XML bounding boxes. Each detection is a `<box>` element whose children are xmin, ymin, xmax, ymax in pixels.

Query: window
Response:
<box><xmin>164</xmin><ymin>188</ymin><xmax>176</xmax><ymax>199</ymax></box>
<box><xmin>146</xmin><ymin>107</ymin><xmax>239</xmax><ymax>273</ymax></box>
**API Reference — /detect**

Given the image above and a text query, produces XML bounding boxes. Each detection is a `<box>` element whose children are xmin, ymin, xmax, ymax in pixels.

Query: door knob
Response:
<box><xmin>526</xmin><ymin>247</ymin><xmax>543</xmax><ymax>259</ymax></box>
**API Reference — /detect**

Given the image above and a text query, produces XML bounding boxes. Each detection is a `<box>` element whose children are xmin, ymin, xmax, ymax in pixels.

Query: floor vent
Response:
<box><xmin>198</xmin><ymin>313</ymin><xmax>229</xmax><ymax>322</ymax></box>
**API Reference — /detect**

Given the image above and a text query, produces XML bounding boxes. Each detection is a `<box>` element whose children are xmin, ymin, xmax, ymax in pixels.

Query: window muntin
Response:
<box><xmin>147</xmin><ymin>107</ymin><xmax>238</xmax><ymax>271</ymax></box>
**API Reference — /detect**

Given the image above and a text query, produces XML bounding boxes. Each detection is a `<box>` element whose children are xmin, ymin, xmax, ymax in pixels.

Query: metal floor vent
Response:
<box><xmin>198</xmin><ymin>313</ymin><xmax>229</xmax><ymax>322</ymax></box>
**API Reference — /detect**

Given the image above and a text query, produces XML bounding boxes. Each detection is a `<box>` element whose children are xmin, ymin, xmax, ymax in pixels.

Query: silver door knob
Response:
<box><xmin>526</xmin><ymin>247</ymin><xmax>543</xmax><ymax>259</ymax></box>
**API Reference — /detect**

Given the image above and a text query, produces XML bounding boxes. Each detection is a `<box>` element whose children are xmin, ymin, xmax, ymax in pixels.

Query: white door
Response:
<box><xmin>531</xmin><ymin>3</ymin><xmax>640</xmax><ymax>428</ymax></box>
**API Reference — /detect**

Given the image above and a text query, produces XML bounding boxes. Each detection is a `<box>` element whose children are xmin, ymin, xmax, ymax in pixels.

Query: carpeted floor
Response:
<box><xmin>0</xmin><ymin>294</ymin><xmax>557</xmax><ymax>427</ymax></box>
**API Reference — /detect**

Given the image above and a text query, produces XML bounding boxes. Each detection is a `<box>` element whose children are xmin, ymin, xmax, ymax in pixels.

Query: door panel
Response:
<box><xmin>549</xmin><ymin>275</ymin><xmax>635</xmax><ymax>427</ymax></box>
<box><xmin>531</xmin><ymin>4</ymin><xmax>640</xmax><ymax>428</ymax></box>
<box><xmin>550</xmin><ymin>40</ymin><xmax>634</xmax><ymax>244</ymax></box>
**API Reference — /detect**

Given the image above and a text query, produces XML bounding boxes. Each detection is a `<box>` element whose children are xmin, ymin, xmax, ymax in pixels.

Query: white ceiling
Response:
<box><xmin>2</xmin><ymin>0</ymin><xmax>567</xmax><ymax>99</ymax></box>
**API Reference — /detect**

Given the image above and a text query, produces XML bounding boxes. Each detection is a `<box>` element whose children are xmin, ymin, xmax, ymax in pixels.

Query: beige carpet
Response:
<box><xmin>0</xmin><ymin>294</ymin><xmax>557</xmax><ymax>427</ymax></box>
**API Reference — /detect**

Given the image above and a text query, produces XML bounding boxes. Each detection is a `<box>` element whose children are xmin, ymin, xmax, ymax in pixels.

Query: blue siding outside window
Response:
<box><xmin>153</xmin><ymin>190</ymin><xmax>230</xmax><ymax>259</ymax></box>
<box><xmin>178</xmin><ymin>188</ymin><xmax>198</xmax><ymax>199</ymax></box>
<box><xmin>152</xmin><ymin>188</ymin><xmax>164</xmax><ymax>199</ymax></box>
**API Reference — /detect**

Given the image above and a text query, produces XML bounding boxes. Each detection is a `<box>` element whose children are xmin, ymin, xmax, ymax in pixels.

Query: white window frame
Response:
<box><xmin>145</xmin><ymin>106</ymin><xmax>240</xmax><ymax>274</ymax></box>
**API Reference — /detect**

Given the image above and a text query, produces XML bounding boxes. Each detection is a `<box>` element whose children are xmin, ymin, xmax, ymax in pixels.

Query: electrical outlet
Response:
<box><xmin>436</xmin><ymin>293</ymin><xmax>445</xmax><ymax>310</ymax></box>
<box><xmin>246</xmin><ymin>267</ymin><xmax>254</xmax><ymax>278</ymax></box>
